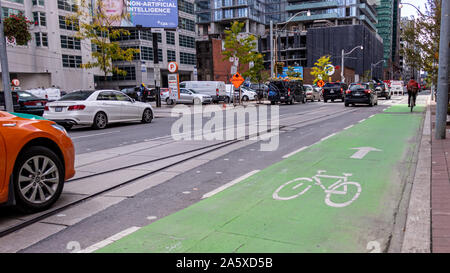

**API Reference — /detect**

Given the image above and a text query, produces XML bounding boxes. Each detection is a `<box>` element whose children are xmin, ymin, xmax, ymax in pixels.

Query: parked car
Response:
<box><xmin>249</xmin><ymin>83</ymin><xmax>269</xmax><ymax>99</ymax></box>
<box><xmin>304</xmin><ymin>84</ymin><xmax>321</xmax><ymax>102</ymax></box>
<box><xmin>121</xmin><ymin>86</ymin><xmax>156</xmax><ymax>102</ymax></box>
<box><xmin>268</xmin><ymin>80</ymin><xmax>306</xmax><ymax>105</ymax></box>
<box><xmin>322</xmin><ymin>82</ymin><xmax>348</xmax><ymax>102</ymax></box>
<box><xmin>0</xmin><ymin>91</ymin><xmax>20</xmax><ymax>111</ymax></box>
<box><xmin>179</xmin><ymin>81</ymin><xmax>227</xmax><ymax>103</ymax></box>
<box><xmin>43</xmin><ymin>90</ymin><xmax>154</xmax><ymax>130</ymax></box>
<box><xmin>374</xmin><ymin>81</ymin><xmax>391</xmax><ymax>99</ymax></box>
<box><xmin>225</xmin><ymin>85</ymin><xmax>258</xmax><ymax>102</ymax></box>
<box><xmin>0</xmin><ymin>111</ymin><xmax>75</xmax><ymax>212</ymax></box>
<box><xmin>0</xmin><ymin>91</ymin><xmax>47</xmax><ymax>116</ymax></box>
<box><xmin>25</xmin><ymin>88</ymin><xmax>61</xmax><ymax>101</ymax></box>
<box><xmin>390</xmin><ymin>81</ymin><xmax>404</xmax><ymax>95</ymax></box>
<box><xmin>344</xmin><ymin>82</ymin><xmax>378</xmax><ymax>107</ymax></box>
<box><xmin>164</xmin><ymin>88</ymin><xmax>212</xmax><ymax>105</ymax></box>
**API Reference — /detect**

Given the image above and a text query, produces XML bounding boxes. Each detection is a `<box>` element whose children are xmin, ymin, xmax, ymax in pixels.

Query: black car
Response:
<box><xmin>322</xmin><ymin>82</ymin><xmax>348</xmax><ymax>102</ymax></box>
<box><xmin>268</xmin><ymin>80</ymin><xmax>306</xmax><ymax>105</ymax></box>
<box><xmin>344</xmin><ymin>83</ymin><xmax>378</xmax><ymax>107</ymax></box>
<box><xmin>121</xmin><ymin>87</ymin><xmax>156</xmax><ymax>102</ymax></box>
<box><xmin>374</xmin><ymin>81</ymin><xmax>391</xmax><ymax>99</ymax></box>
<box><xmin>0</xmin><ymin>91</ymin><xmax>47</xmax><ymax>115</ymax></box>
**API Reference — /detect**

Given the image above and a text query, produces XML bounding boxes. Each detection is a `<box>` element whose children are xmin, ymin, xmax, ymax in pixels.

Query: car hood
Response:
<box><xmin>7</xmin><ymin>112</ymin><xmax>47</xmax><ymax>120</ymax></box>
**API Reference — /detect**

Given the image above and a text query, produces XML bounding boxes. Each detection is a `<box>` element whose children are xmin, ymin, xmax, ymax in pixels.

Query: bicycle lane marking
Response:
<box><xmin>97</xmin><ymin>111</ymin><xmax>424</xmax><ymax>253</ymax></box>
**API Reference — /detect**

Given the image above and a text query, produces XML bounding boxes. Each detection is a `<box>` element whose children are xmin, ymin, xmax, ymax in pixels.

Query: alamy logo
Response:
<box><xmin>170</xmin><ymin>104</ymin><xmax>279</xmax><ymax>151</ymax></box>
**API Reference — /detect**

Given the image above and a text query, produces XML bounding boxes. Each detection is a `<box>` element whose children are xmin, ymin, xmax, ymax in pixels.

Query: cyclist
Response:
<box><xmin>407</xmin><ymin>77</ymin><xmax>419</xmax><ymax>107</ymax></box>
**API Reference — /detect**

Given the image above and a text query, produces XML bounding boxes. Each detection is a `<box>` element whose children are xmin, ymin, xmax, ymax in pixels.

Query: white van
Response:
<box><xmin>25</xmin><ymin>88</ymin><xmax>61</xmax><ymax>101</ymax></box>
<box><xmin>179</xmin><ymin>81</ymin><xmax>226</xmax><ymax>103</ymax></box>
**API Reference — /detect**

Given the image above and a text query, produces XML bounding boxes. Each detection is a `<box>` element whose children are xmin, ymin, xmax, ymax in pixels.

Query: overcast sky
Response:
<box><xmin>399</xmin><ymin>0</ymin><xmax>428</xmax><ymax>18</ymax></box>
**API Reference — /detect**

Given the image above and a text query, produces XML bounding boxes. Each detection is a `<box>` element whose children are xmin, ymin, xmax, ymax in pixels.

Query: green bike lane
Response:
<box><xmin>98</xmin><ymin>104</ymin><xmax>425</xmax><ymax>253</ymax></box>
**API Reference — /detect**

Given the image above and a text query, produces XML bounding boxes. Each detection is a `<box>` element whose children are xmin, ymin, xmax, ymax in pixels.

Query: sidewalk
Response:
<box><xmin>93</xmin><ymin>103</ymin><xmax>426</xmax><ymax>253</ymax></box>
<box><xmin>430</xmin><ymin>102</ymin><xmax>450</xmax><ymax>253</ymax></box>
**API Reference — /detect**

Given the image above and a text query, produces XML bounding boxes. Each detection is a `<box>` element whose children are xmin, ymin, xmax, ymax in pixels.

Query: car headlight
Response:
<box><xmin>52</xmin><ymin>124</ymin><xmax>68</xmax><ymax>135</ymax></box>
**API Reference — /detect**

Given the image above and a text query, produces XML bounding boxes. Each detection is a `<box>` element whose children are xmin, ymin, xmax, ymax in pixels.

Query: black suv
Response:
<box><xmin>121</xmin><ymin>87</ymin><xmax>156</xmax><ymax>102</ymax></box>
<box><xmin>322</xmin><ymin>82</ymin><xmax>348</xmax><ymax>102</ymax></box>
<box><xmin>268</xmin><ymin>80</ymin><xmax>306</xmax><ymax>105</ymax></box>
<box><xmin>344</xmin><ymin>82</ymin><xmax>378</xmax><ymax>107</ymax></box>
<box><xmin>1</xmin><ymin>91</ymin><xmax>47</xmax><ymax>115</ymax></box>
<box><xmin>374</xmin><ymin>81</ymin><xmax>391</xmax><ymax>99</ymax></box>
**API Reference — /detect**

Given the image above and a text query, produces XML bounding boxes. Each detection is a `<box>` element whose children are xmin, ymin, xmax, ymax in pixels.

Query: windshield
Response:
<box><xmin>349</xmin><ymin>84</ymin><xmax>368</xmax><ymax>91</ymax></box>
<box><xmin>324</xmin><ymin>83</ymin><xmax>340</xmax><ymax>88</ymax></box>
<box><xmin>16</xmin><ymin>91</ymin><xmax>40</xmax><ymax>99</ymax></box>
<box><xmin>188</xmin><ymin>89</ymin><xmax>198</xmax><ymax>94</ymax></box>
<box><xmin>59</xmin><ymin>91</ymin><xmax>94</xmax><ymax>101</ymax></box>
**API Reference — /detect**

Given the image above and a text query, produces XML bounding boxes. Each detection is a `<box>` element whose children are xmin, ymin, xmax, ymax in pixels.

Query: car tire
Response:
<box><xmin>324</xmin><ymin>99</ymin><xmax>327</xmax><ymax>103</ymax></box>
<box><xmin>63</xmin><ymin>124</ymin><xmax>73</xmax><ymax>130</ymax></box>
<box><xmin>13</xmin><ymin>146</ymin><xmax>65</xmax><ymax>213</ymax></box>
<box><xmin>92</xmin><ymin>112</ymin><xmax>108</xmax><ymax>129</ymax></box>
<box><xmin>271</xmin><ymin>101</ymin><xmax>275</xmax><ymax>105</ymax></box>
<box><xmin>242</xmin><ymin>96</ymin><xmax>249</xmax><ymax>102</ymax></box>
<box><xmin>331</xmin><ymin>99</ymin><xmax>335</xmax><ymax>102</ymax></box>
<box><xmin>194</xmin><ymin>98</ymin><xmax>202</xmax><ymax>105</ymax></box>
<box><xmin>345</xmin><ymin>102</ymin><xmax>349</xmax><ymax>107</ymax></box>
<box><xmin>141</xmin><ymin>108</ymin><xmax>153</xmax><ymax>123</ymax></box>
<box><xmin>302</xmin><ymin>96</ymin><xmax>306</xmax><ymax>104</ymax></box>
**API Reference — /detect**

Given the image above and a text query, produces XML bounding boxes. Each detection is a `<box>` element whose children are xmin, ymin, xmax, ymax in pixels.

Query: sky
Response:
<box><xmin>399</xmin><ymin>0</ymin><xmax>428</xmax><ymax>18</ymax></box>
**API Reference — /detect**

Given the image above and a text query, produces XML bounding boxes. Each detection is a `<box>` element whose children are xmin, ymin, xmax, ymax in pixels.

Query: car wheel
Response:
<box><xmin>92</xmin><ymin>112</ymin><xmax>108</xmax><ymax>129</ymax></box>
<box><xmin>141</xmin><ymin>108</ymin><xmax>153</xmax><ymax>123</ymax></box>
<box><xmin>242</xmin><ymin>96</ymin><xmax>249</xmax><ymax>102</ymax></box>
<box><xmin>302</xmin><ymin>96</ymin><xmax>306</xmax><ymax>104</ymax></box>
<box><xmin>331</xmin><ymin>99</ymin><xmax>335</xmax><ymax>102</ymax></box>
<box><xmin>225</xmin><ymin>97</ymin><xmax>230</xmax><ymax>103</ymax></box>
<box><xmin>13</xmin><ymin>146</ymin><xmax>65</xmax><ymax>213</ymax></box>
<box><xmin>369</xmin><ymin>99</ymin><xmax>374</xmax><ymax>107</ymax></box>
<box><xmin>194</xmin><ymin>98</ymin><xmax>202</xmax><ymax>105</ymax></box>
<box><xmin>271</xmin><ymin>101</ymin><xmax>275</xmax><ymax>105</ymax></box>
<box><xmin>63</xmin><ymin>124</ymin><xmax>73</xmax><ymax>130</ymax></box>
<box><xmin>324</xmin><ymin>99</ymin><xmax>327</xmax><ymax>103</ymax></box>
<box><xmin>345</xmin><ymin>102</ymin><xmax>349</xmax><ymax>107</ymax></box>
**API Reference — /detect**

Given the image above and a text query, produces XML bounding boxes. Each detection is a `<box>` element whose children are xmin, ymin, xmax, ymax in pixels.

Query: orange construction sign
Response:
<box><xmin>317</xmin><ymin>80</ymin><xmax>325</xmax><ymax>88</ymax></box>
<box><xmin>231</xmin><ymin>72</ymin><xmax>245</xmax><ymax>89</ymax></box>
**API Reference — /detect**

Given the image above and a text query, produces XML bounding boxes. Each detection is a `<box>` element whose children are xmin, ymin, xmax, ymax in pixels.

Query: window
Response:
<box><xmin>167</xmin><ymin>50</ymin><xmax>176</xmax><ymax>62</ymax></box>
<box><xmin>62</xmin><ymin>54</ymin><xmax>82</xmax><ymax>68</ymax></box>
<box><xmin>158</xmin><ymin>49</ymin><xmax>163</xmax><ymax>62</ymax></box>
<box><xmin>58</xmin><ymin>0</ymin><xmax>77</xmax><ymax>12</ymax></box>
<box><xmin>178</xmin><ymin>18</ymin><xmax>195</xmax><ymax>32</ymax></box>
<box><xmin>223</xmin><ymin>0</ymin><xmax>232</xmax><ymax>7</ymax></box>
<box><xmin>97</xmin><ymin>91</ymin><xmax>115</xmax><ymax>101</ymax></box>
<box><xmin>139</xmin><ymin>30</ymin><xmax>152</xmax><ymax>41</ymax></box>
<box><xmin>180</xmin><ymin>52</ymin><xmax>196</xmax><ymax>65</ymax></box>
<box><xmin>110</xmin><ymin>29</ymin><xmax>139</xmax><ymax>41</ymax></box>
<box><xmin>33</xmin><ymin>12</ymin><xmax>46</xmax><ymax>27</ymax></box>
<box><xmin>224</xmin><ymin>9</ymin><xmax>233</xmax><ymax>19</ymax></box>
<box><xmin>141</xmin><ymin>46</ymin><xmax>153</xmax><ymax>61</ymax></box>
<box><xmin>32</xmin><ymin>0</ymin><xmax>45</xmax><ymax>6</ymax></box>
<box><xmin>114</xmin><ymin>92</ymin><xmax>131</xmax><ymax>101</ymax></box>
<box><xmin>179</xmin><ymin>0</ymin><xmax>194</xmax><ymax>14</ymax></box>
<box><xmin>166</xmin><ymin>32</ymin><xmax>175</xmax><ymax>45</ymax></box>
<box><xmin>179</xmin><ymin>35</ymin><xmax>195</xmax><ymax>48</ymax></box>
<box><xmin>112</xmin><ymin>66</ymin><xmax>136</xmax><ymax>81</ymax></box>
<box><xmin>61</xmin><ymin>35</ymin><xmax>81</xmax><ymax>50</ymax></box>
<box><xmin>35</xmin><ymin>32</ymin><xmax>48</xmax><ymax>47</ymax></box>
<box><xmin>237</xmin><ymin>8</ymin><xmax>248</xmax><ymax>18</ymax></box>
<box><xmin>214</xmin><ymin>10</ymin><xmax>222</xmax><ymax>20</ymax></box>
<box><xmin>6</xmin><ymin>0</ymin><xmax>24</xmax><ymax>4</ymax></box>
<box><xmin>59</xmin><ymin>15</ymin><xmax>78</xmax><ymax>31</ymax></box>
<box><xmin>2</xmin><ymin>7</ymin><xmax>22</xmax><ymax>18</ymax></box>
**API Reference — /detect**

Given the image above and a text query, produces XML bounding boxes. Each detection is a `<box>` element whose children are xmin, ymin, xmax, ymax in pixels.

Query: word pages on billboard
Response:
<box><xmin>93</xmin><ymin>0</ymin><xmax>178</xmax><ymax>28</ymax></box>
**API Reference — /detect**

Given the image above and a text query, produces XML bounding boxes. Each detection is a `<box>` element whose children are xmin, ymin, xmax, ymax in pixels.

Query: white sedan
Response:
<box><xmin>43</xmin><ymin>90</ymin><xmax>154</xmax><ymax>130</ymax></box>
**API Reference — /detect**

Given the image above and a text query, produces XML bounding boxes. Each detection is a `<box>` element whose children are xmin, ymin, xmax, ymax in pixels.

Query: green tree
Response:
<box><xmin>400</xmin><ymin>0</ymin><xmax>440</xmax><ymax>86</ymax></box>
<box><xmin>310</xmin><ymin>55</ymin><xmax>332</xmax><ymax>84</ymax></box>
<box><xmin>67</xmin><ymin>0</ymin><xmax>140</xmax><ymax>81</ymax></box>
<box><xmin>222</xmin><ymin>21</ymin><xmax>262</xmax><ymax>77</ymax></box>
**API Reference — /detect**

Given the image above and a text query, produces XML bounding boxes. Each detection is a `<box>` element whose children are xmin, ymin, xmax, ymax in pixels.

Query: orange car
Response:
<box><xmin>0</xmin><ymin>111</ymin><xmax>75</xmax><ymax>212</ymax></box>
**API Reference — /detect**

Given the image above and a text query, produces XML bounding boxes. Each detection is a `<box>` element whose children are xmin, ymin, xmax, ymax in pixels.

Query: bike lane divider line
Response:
<box><xmin>320</xmin><ymin>133</ymin><xmax>336</xmax><ymax>142</ymax></box>
<box><xmin>282</xmin><ymin>146</ymin><xmax>308</xmax><ymax>159</ymax></box>
<box><xmin>77</xmin><ymin>226</ymin><xmax>141</xmax><ymax>253</ymax></box>
<box><xmin>202</xmin><ymin>170</ymin><xmax>260</xmax><ymax>199</ymax></box>
<box><xmin>96</xmin><ymin>112</ymin><xmax>425</xmax><ymax>253</ymax></box>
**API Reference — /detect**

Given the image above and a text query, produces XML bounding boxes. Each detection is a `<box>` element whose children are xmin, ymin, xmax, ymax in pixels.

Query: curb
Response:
<box><xmin>401</xmin><ymin>96</ymin><xmax>432</xmax><ymax>253</ymax></box>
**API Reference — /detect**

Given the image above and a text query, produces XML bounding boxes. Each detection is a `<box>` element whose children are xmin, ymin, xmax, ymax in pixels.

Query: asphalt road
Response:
<box><xmin>19</xmin><ymin>98</ymin><xmax>401</xmax><ymax>253</ymax></box>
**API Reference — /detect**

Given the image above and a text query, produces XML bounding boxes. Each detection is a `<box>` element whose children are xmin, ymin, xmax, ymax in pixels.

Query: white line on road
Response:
<box><xmin>344</xmin><ymin>125</ymin><xmax>354</xmax><ymax>130</ymax></box>
<box><xmin>202</xmin><ymin>170</ymin><xmax>260</xmax><ymax>199</ymax></box>
<box><xmin>282</xmin><ymin>146</ymin><xmax>308</xmax><ymax>159</ymax></box>
<box><xmin>369</xmin><ymin>115</ymin><xmax>375</xmax><ymax>118</ymax></box>
<box><xmin>77</xmin><ymin>226</ymin><xmax>141</xmax><ymax>253</ymax></box>
<box><xmin>321</xmin><ymin>133</ymin><xmax>336</xmax><ymax>142</ymax></box>
<box><xmin>71</xmin><ymin>131</ymin><xmax>121</xmax><ymax>140</ymax></box>
<box><xmin>358</xmin><ymin>119</ymin><xmax>366</xmax><ymax>123</ymax></box>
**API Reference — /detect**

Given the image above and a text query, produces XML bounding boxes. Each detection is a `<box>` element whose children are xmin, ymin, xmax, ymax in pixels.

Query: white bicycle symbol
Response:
<box><xmin>273</xmin><ymin>170</ymin><xmax>362</xmax><ymax>208</ymax></box>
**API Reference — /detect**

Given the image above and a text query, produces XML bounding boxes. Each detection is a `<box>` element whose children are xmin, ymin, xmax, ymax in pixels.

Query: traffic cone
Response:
<box><xmin>222</xmin><ymin>102</ymin><xmax>226</xmax><ymax>109</ymax></box>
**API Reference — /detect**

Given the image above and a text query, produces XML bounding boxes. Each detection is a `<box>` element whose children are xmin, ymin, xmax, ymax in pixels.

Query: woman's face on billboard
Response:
<box><xmin>102</xmin><ymin>0</ymin><xmax>124</xmax><ymax>17</ymax></box>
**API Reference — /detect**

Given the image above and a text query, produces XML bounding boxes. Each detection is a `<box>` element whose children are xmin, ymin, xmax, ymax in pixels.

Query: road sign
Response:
<box><xmin>317</xmin><ymin>80</ymin><xmax>325</xmax><ymax>88</ymax></box>
<box><xmin>325</xmin><ymin>64</ymin><xmax>335</xmax><ymax>76</ymax></box>
<box><xmin>168</xmin><ymin>62</ymin><xmax>178</xmax><ymax>73</ymax></box>
<box><xmin>231</xmin><ymin>72</ymin><xmax>245</xmax><ymax>89</ymax></box>
<box><xmin>11</xmin><ymin>79</ymin><xmax>20</xmax><ymax>87</ymax></box>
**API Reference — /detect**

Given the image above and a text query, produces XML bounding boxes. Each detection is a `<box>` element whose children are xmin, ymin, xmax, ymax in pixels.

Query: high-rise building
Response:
<box><xmin>375</xmin><ymin>0</ymin><xmax>401</xmax><ymax>79</ymax></box>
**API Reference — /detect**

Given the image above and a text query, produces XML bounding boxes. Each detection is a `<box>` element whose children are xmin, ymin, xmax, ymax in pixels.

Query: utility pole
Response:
<box><xmin>270</xmin><ymin>20</ymin><xmax>274</xmax><ymax>78</ymax></box>
<box><xmin>341</xmin><ymin>49</ymin><xmax>345</xmax><ymax>83</ymax></box>
<box><xmin>435</xmin><ymin>0</ymin><xmax>449</xmax><ymax>139</ymax></box>
<box><xmin>0</xmin><ymin>0</ymin><xmax>13</xmax><ymax>112</ymax></box>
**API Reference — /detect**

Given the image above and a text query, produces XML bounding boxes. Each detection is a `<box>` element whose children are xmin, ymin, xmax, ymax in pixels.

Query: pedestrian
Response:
<box><xmin>407</xmin><ymin>77</ymin><xmax>419</xmax><ymax>107</ymax></box>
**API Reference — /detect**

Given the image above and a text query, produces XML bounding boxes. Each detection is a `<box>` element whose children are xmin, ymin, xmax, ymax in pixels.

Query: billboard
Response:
<box><xmin>278</xmin><ymin>66</ymin><xmax>303</xmax><ymax>79</ymax></box>
<box><xmin>93</xmin><ymin>0</ymin><xmax>178</xmax><ymax>28</ymax></box>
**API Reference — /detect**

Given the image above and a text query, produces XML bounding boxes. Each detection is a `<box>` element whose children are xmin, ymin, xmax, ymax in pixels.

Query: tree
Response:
<box><xmin>222</xmin><ymin>21</ymin><xmax>262</xmax><ymax>77</ymax></box>
<box><xmin>67</xmin><ymin>0</ymin><xmax>140</xmax><ymax>81</ymax></box>
<box><xmin>310</xmin><ymin>55</ymin><xmax>332</xmax><ymax>84</ymax></box>
<box><xmin>400</xmin><ymin>0</ymin><xmax>441</xmax><ymax>87</ymax></box>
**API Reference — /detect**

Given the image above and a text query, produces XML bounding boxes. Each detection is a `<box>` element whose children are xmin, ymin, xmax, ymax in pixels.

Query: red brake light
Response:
<box><xmin>345</xmin><ymin>90</ymin><xmax>351</xmax><ymax>94</ymax></box>
<box><xmin>365</xmin><ymin>89</ymin><xmax>371</xmax><ymax>94</ymax></box>
<box><xmin>44</xmin><ymin>106</ymin><xmax>49</xmax><ymax>111</ymax></box>
<box><xmin>216</xmin><ymin>88</ymin><xmax>219</xmax><ymax>95</ymax></box>
<box><xmin>288</xmin><ymin>88</ymin><xmax>291</xmax><ymax>95</ymax></box>
<box><xmin>68</xmin><ymin>105</ymin><xmax>86</xmax><ymax>111</ymax></box>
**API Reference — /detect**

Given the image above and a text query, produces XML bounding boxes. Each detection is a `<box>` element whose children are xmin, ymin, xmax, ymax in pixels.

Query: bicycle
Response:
<box><xmin>272</xmin><ymin>170</ymin><xmax>362</xmax><ymax>208</ymax></box>
<box><xmin>409</xmin><ymin>87</ymin><xmax>418</xmax><ymax>112</ymax></box>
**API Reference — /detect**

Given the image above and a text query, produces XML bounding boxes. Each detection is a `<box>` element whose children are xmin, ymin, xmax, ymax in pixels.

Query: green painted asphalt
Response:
<box><xmin>98</xmin><ymin>104</ymin><xmax>425</xmax><ymax>253</ymax></box>
<box><xmin>383</xmin><ymin>104</ymin><xmax>425</xmax><ymax>113</ymax></box>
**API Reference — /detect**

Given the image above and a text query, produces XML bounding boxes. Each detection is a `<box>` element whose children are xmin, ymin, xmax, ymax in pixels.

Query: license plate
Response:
<box><xmin>55</xmin><ymin>107</ymin><xmax>63</xmax><ymax>112</ymax></box>
<box><xmin>280</xmin><ymin>96</ymin><xmax>285</xmax><ymax>99</ymax></box>
<box><xmin>354</xmin><ymin>93</ymin><xmax>361</xmax><ymax>96</ymax></box>
<box><xmin>36</xmin><ymin>102</ymin><xmax>42</xmax><ymax>106</ymax></box>
<box><xmin>330</xmin><ymin>91</ymin><xmax>334</xmax><ymax>93</ymax></box>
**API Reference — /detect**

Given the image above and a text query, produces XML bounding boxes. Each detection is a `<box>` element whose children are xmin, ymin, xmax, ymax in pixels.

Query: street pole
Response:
<box><xmin>0</xmin><ymin>0</ymin><xmax>13</xmax><ymax>112</ymax></box>
<box><xmin>270</xmin><ymin>20</ymin><xmax>274</xmax><ymax>78</ymax></box>
<box><xmin>341</xmin><ymin>49</ymin><xmax>345</xmax><ymax>83</ymax></box>
<box><xmin>435</xmin><ymin>0</ymin><xmax>449</xmax><ymax>139</ymax></box>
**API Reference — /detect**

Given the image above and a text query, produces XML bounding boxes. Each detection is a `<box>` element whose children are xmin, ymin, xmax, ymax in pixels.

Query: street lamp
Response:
<box><xmin>370</xmin><ymin>60</ymin><xmax>385</xmax><ymax>81</ymax></box>
<box><xmin>398</xmin><ymin>2</ymin><xmax>426</xmax><ymax>17</ymax></box>
<box><xmin>270</xmin><ymin>10</ymin><xmax>311</xmax><ymax>77</ymax></box>
<box><xmin>341</xmin><ymin>45</ymin><xmax>363</xmax><ymax>83</ymax></box>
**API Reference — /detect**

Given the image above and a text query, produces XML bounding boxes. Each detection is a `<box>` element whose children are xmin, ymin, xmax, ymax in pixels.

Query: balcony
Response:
<box><xmin>286</xmin><ymin>1</ymin><xmax>339</xmax><ymax>12</ymax></box>
<box><xmin>291</xmin><ymin>13</ymin><xmax>338</xmax><ymax>22</ymax></box>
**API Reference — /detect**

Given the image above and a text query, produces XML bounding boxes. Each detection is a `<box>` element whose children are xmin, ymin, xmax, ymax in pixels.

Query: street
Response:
<box><xmin>0</xmin><ymin>94</ymin><xmax>429</xmax><ymax>253</ymax></box>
